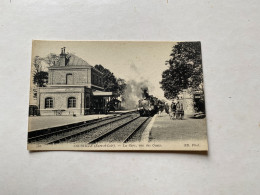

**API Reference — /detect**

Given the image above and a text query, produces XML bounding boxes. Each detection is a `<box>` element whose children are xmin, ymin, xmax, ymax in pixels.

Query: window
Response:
<box><xmin>45</xmin><ymin>97</ymin><xmax>53</xmax><ymax>108</ymax></box>
<box><xmin>68</xmin><ymin>97</ymin><xmax>76</xmax><ymax>108</ymax></box>
<box><xmin>66</xmin><ymin>73</ymin><xmax>73</xmax><ymax>85</ymax></box>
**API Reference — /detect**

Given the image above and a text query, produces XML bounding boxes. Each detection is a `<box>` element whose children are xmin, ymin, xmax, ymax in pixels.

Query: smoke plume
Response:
<box><xmin>122</xmin><ymin>80</ymin><xmax>153</xmax><ymax>109</ymax></box>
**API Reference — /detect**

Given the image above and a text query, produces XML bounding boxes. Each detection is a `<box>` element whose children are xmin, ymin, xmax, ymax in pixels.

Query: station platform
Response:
<box><xmin>147</xmin><ymin>112</ymin><xmax>207</xmax><ymax>142</ymax></box>
<box><xmin>28</xmin><ymin>114</ymin><xmax>111</xmax><ymax>132</ymax></box>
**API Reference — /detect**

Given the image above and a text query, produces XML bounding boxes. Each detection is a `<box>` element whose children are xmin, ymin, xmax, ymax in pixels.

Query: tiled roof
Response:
<box><xmin>66</xmin><ymin>54</ymin><xmax>91</xmax><ymax>66</ymax></box>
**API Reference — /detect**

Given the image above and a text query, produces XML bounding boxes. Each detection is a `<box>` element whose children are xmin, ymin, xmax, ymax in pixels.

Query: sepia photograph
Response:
<box><xmin>2</xmin><ymin>1</ymin><xmax>260</xmax><ymax>194</ymax></box>
<box><xmin>27</xmin><ymin>41</ymin><xmax>208</xmax><ymax>151</ymax></box>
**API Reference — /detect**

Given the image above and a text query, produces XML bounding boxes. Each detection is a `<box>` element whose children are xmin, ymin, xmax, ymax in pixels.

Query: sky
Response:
<box><xmin>32</xmin><ymin>41</ymin><xmax>175</xmax><ymax>100</ymax></box>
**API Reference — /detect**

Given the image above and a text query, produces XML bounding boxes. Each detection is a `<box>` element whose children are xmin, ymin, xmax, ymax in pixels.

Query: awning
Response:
<box><xmin>93</xmin><ymin>90</ymin><xmax>113</xmax><ymax>97</ymax></box>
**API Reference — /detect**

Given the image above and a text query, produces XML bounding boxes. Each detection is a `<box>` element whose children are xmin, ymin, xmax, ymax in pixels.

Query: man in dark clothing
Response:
<box><xmin>170</xmin><ymin>101</ymin><xmax>176</xmax><ymax>119</ymax></box>
<box><xmin>176</xmin><ymin>101</ymin><xmax>184</xmax><ymax>119</ymax></box>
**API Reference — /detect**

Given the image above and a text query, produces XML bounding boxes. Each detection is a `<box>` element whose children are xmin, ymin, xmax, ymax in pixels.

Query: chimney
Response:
<box><xmin>59</xmin><ymin>47</ymin><xmax>66</xmax><ymax>66</ymax></box>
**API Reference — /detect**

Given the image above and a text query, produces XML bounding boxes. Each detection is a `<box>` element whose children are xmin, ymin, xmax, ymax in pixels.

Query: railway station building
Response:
<box><xmin>37</xmin><ymin>48</ymin><xmax>114</xmax><ymax>116</ymax></box>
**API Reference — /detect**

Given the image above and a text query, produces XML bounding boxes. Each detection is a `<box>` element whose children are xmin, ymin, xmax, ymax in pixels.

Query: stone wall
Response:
<box><xmin>38</xmin><ymin>87</ymin><xmax>86</xmax><ymax>116</ymax></box>
<box><xmin>49</xmin><ymin>69</ymin><xmax>89</xmax><ymax>85</ymax></box>
<box><xmin>91</xmin><ymin>68</ymin><xmax>103</xmax><ymax>88</ymax></box>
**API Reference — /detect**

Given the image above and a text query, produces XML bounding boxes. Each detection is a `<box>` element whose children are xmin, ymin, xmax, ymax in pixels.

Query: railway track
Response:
<box><xmin>28</xmin><ymin>111</ymin><xmax>151</xmax><ymax>145</ymax></box>
<box><xmin>49</xmin><ymin>115</ymin><xmax>150</xmax><ymax>144</ymax></box>
<box><xmin>28</xmin><ymin>113</ymin><xmax>136</xmax><ymax>144</ymax></box>
<box><xmin>87</xmin><ymin>116</ymin><xmax>150</xmax><ymax>144</ymax></box>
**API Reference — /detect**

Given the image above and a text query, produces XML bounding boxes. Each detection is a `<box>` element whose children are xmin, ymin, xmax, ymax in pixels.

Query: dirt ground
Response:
<box><xmin>149</xmin><ymin>112</ymin><xmax>208</xmax><ymax>142</ymax></box>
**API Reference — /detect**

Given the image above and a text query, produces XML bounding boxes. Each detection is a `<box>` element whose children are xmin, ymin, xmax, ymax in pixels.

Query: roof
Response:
<box><xmin>93</xmin><ymin>90</ymin><xmax>113</xmax><ymax>96</ymax></box>
<box><xmin>54</xmin><ymin>54</ymin><xmax>103</xmax><ymax>74</ymax></box>
<box><xmin>66</xmin><ymin>54</ymin><xmax>91</xmax><ymax>66</ymax></box>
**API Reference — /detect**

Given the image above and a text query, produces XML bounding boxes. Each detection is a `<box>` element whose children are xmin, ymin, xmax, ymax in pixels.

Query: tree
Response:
<box><xmin>94</xmin><ymin>64</ymin><xmax>126</xmax><ymax>95</ymax></box>
<box><xmin>43</xmin><ymin>53</ymin><xmax>60</xmax><ymax>67</ymax></box>
<box><xmin>32</xmin><ymin>56</ymin><xmax>48</xmax><ymax>88</ymax></box>
<box><xmin>117</xmin><ymin>78</ymin><xmax>127</xmax><ymax>96</ymax></box>
<box><xmin>33</xmin><ymin>71</ymin><xmax>48</xmax><ymax>87</ymax></box>
<box><xmin>32</xmin><ymin>53</ymin><xmax>60</xmax><ymax>88</ymax></box>
<box><xmin>160</xmin><ymin>42</ymin><xmax>203</xmax><ymax>99</ymax></box>
<box><xmin>33</xmin><ymin>56</ymin><xmax>44</xmax><ymax>73</ymax></box>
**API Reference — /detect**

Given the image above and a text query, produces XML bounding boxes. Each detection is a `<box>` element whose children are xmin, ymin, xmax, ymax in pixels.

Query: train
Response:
<box><xmin>137</xmin><ymin>90</ymin><xmax>164</xmax><ymax>117</ymax></box>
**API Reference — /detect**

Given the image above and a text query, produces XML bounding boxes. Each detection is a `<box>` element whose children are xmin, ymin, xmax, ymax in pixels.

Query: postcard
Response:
<box><xmin>28</xmin><ymin>40</ymin><xmax>208</xmax><ymax>151</ymax></box>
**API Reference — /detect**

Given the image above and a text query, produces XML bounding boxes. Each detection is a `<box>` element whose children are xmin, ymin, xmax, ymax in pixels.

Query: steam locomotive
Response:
<box><xmin>137</xmin><ymin>89</ymin><xmax>164</xmax><ymax>117</ymax></box>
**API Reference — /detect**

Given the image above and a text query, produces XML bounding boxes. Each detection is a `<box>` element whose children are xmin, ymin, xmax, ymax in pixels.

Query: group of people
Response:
<box><xmin>165</xmin><ymin>101</ymin><xmax>184</xmax><ymax>120</ymax></box>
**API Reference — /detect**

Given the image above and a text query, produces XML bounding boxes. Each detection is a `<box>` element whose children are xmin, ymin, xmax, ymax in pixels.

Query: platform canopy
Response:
<box><xmin>92</xmin><ymin>90</ymin><xmax>113</xmax><ymax>97</ymax></box>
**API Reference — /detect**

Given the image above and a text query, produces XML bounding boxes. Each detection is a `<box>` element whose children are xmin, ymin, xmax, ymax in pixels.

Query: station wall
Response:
<box><xmin>38</xmin><ymin>87</ymin><xmax>86</xmax><ymax>116</ymax></box>
<box><xmin>49</xmin><ymin>69</ymin><xmax>90</xmax><ymax>85</ymax></box>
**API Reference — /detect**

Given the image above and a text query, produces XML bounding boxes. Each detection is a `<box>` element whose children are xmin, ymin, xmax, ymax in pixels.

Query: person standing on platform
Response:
<box><xmin>176</xmin><ymin>101</ymin><xmax>184</xmax><ymax>120</ymax></box>
<box><xmin>170</xmin><ymin>101</ymin><xmax>176</xmax><ymax>120</ymax></box>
